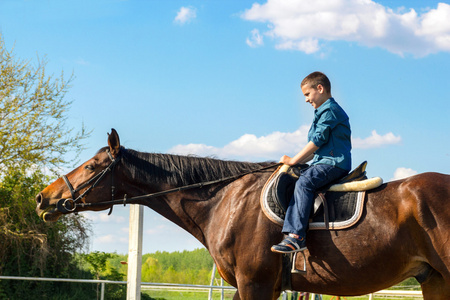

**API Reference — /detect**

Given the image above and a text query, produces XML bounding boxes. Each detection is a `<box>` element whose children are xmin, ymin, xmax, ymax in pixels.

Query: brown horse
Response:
<box><xmin>35</xmin><ymin>129</ymin><xmax>450</xmax><ymax>299</ymax></box>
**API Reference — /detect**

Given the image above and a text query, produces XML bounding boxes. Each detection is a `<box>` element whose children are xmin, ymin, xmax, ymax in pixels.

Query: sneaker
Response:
<box><xmin>271</xmin><ymin>235</ymin><xmax>307</xmax><ymax>253</ymax></box>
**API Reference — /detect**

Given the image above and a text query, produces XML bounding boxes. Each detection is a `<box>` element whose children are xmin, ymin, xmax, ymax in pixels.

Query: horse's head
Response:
<box><xmin>36</xmin><ymin>129</ymin><xmax>123</xmax><ymax>222</ymax></box>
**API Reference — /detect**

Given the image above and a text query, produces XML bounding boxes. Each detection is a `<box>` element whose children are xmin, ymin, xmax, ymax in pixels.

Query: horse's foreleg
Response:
<box><xmin>421</xmin><ymin>269</ymin><xmax>450</xmax><ymax>300</ymax></box>
<box><xmin>233</xmin><ymin>290</ymin><xmax>241</xmax><ymax>300</ymax></box>
<box><xmin>233</xmin><ymin>283</ymin><xmax>281</xmax><ymax>300</ymax></box>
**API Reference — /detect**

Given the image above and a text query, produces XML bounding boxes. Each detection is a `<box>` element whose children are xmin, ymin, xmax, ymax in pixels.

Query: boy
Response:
<box><xmin>271</xmin><ymin>72</ymin><xmax>352</xmax><ymax>253</ymax></box>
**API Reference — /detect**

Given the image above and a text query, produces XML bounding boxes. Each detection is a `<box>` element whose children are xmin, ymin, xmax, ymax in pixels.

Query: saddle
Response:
<box><xmin>260</xmin><ymin>161</ymin><xmax>383</xmax><ymax>230</ymax></box>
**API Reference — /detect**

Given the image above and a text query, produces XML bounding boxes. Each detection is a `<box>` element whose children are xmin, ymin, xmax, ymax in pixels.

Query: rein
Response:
<box><xmin>57</xmin><ymin>150</ymin><xmax>280</xmax><ymax>214</ymax></box>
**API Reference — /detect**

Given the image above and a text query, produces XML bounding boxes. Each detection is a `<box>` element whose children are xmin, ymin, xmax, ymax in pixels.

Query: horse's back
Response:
<box><xmin>404</xmin><ymin>171</ymin><xmax>449</xmax><ymax>188</ymax></box>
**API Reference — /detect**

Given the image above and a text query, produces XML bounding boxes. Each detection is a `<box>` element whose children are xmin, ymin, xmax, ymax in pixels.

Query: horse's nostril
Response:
<box><xmin>35</xmin><ymin>193</ymin><xmax>42</xmax><ymax>205</ymax></box>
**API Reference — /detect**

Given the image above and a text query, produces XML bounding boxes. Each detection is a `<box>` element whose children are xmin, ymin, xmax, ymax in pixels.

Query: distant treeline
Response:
<box><xmin>88</xmin><ymin>247</ymin><xmax>419</xmax><ymax>289</ymax></box>
<box><xmin>98</xmin><ymin>248</ymin><xmax>218</xmax><ymax>285</ymax></box>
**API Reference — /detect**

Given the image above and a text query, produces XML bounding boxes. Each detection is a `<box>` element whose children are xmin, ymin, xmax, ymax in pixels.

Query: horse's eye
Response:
<box><xmin>85</xmin><ymin>165</ymin><xmax>95</xmax><ymax>171</ymax></box>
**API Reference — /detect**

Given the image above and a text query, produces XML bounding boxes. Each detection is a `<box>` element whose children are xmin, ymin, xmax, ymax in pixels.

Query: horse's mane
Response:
<box><xmin>100</xmin><ymin>147</ymin><xmax>272</xmax><ymax>186</ymax></box>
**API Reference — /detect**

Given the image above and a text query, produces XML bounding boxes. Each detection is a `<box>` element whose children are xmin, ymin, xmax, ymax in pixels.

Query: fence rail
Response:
<box><xmin>0</xmin><ymin>275</ymin><xmax>422</xmax><ymax>299</ymax></box>
<box><xmin>369</xmin><ymin>289</ymin><xmax>422</xmax><ymax>297</ymax></box>
<box><xmin>0</xmin><ymin>275</ymin><xmax>234</xmax><ymax>300</ymax></box>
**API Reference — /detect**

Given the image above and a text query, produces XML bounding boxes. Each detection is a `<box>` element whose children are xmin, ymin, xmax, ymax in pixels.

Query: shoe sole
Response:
<box><xmin>270</xmin><ymin>246</ymin><xmax>307</xmax><ymax>254</ymax></box>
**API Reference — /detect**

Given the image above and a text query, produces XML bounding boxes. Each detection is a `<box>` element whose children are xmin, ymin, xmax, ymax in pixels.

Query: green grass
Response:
<box><xmin>142</xmin><ymin>289</ymin><xmax>235</xmax><ymax>300</ymax></box>
<box><xmin>320</xmin><ymin>296</ymin><xmax>420</xmax><ymax>300</ymax></box>
<box><xmin>141</xmin><ymin>289</ymin><xmax>422</xmax><ymax>300</ymax></box>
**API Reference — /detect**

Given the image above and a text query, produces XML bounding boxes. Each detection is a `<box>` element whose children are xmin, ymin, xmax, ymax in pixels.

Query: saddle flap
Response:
<box><xmin>272</xmin><ymin>172</ymin><xmax>297</xmax><ymax>213</ymax></box>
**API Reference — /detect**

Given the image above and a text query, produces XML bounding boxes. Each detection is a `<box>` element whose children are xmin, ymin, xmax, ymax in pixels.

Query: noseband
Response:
<box><xmin>57</xmin><ymin>149</ymin><xmax>120</xmax><ymax>213</ymax></box>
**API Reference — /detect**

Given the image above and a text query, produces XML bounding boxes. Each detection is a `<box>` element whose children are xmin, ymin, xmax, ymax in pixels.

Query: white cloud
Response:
<box><xmin>100</xmin><ymin>212</ymin><xmax>126</xmax><ymax>223</ymax></box>
<box><xmin>246</xmin><ymin>29</ymin><xmax>264</xmax><ymax>47</ymax></box>
<box><xmin>96</xmin><ymin>234</ymin><xmax>115</xmax><ymax>244</ymax></box>
<box><xmin>145</xmin><ymin>224</ymin><xmax>168</xmax><ymax>235</ymax></box>
<box><xmin>174</xmin><ymin>6</ymin><xmax>197</xmax><ymax>25</ymax></box>
<box><xmin>83</xmin><ymin>212</ymin><xmax>99</xmax><ymax>222</ymax></box>
<box><xmin>170</xmin><ymin>125</ymin><xmax>310</xmax><ymax>160</ymax></box>
<box><xmin>83</xmin><ymin>211</ymin><xmax>126</xmax><ymax>223</ymax></box>
<box><xmin>241</xmin><ymin>0</ymin><xmax>450</xmax><ymax>56</ymax></box>
<box><xmin>145</xmin><ymin>224</ymin><xmax>185</xmax><ymax>235</ymax></box>
<box><xmin>75</xmin><ymin>58</ymin><xmax>90</xmax><ymax>66</ymax></box>
<box><xmin>391</xmin><ymin>167</ymin><xmax>418</xmax><ymax>181</ymax></box>
<box><xmin>169</xmin><ymin>126</ymin><xmax>401</xmax><ymax>161</ymax></box>
<box><xmin>275</xmin><ymin>38</ymin><xmax>320</xmax><ymax>54</ymax></box>
<box><xmin>96</xmin><ymin>234</ymin><xmax>128</xmax><ymax>245</ymax></box>
<box><xmin>352</xmin><ymin>130</ymin><xmax>401</xmax><ymax>149</ymax></box>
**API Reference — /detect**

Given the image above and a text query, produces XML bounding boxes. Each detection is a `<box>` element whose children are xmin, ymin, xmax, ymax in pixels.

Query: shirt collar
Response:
<box><xmin>315</xmin><ymin>97</ymin><xmax>334</xmax><ymax>114</ymax></box>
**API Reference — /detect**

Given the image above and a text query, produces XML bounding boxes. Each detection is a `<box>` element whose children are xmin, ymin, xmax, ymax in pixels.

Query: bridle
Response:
<box><xmin>57</xmin><ymin>149</ymin><xmax>280</xmax><ymax>215</ymax></box>
<box><xmin>57</xmin><ymin>149</ymin><xmax>120</xmax><ymax>214</ymax></box>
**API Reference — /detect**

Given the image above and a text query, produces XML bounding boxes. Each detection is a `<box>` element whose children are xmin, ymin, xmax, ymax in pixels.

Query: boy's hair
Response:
<box><xmin>301</xmin><ymin>72</ymin><xmax>331</xmax><ymax>94</ymax></box>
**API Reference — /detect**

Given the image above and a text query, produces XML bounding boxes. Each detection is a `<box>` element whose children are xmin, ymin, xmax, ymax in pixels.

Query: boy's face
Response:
<box><xmin>301</xmin><ymin>83</ymin><xmax>329</xmax><ymax>109</ymax></box>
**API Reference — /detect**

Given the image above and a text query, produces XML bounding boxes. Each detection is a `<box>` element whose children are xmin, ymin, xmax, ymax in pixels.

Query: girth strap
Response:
<box><xmin>317</xmin><ymin>192</ymin><xmax>329</xmax><ymax>230</ymax></box>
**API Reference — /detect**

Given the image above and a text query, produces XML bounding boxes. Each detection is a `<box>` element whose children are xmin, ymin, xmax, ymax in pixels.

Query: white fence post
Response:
<box><xmin>127</xmin><ymin>204</ymin><xmax>144</xmax><ymax>300</ymax></box>
<box><xmin>100</xmin><ymin>282</ymin><xmax>105</xmax><ymax>300</ymax></box>
<box><xmin>208</xmin><ymin>263</ymin><xmax>217</xmax><ymax>300</ymax></box>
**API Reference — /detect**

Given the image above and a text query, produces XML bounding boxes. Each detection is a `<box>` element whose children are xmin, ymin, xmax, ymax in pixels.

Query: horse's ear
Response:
<box><xmin>107</xmin><ymin>128</ymin><xmax>121</xmax><ymax>158</ymax></box>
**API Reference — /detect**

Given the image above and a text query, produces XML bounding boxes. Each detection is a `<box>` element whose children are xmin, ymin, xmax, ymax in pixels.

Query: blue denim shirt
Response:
<box><xmin>308</xmin><ymin>98</ymin><xmax>352</xmax><ymax>171</ymax></box>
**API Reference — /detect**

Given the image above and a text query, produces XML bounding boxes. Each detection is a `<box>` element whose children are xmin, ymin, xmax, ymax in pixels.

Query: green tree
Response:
<box><xmin>0</xmin><ymin>34</ymin><xmax>93</xmax><ymax>299</ymax></box>
<box><xmin>142</xmin><ymin>256</ymin><xmax>163</xmax><ymax>283</ymax></box>
<box><xmin>81</xmin><ymin>251</ymin><xmax>114</xmax><ymax>280</ymax></box>
<box><xmin>140</xmin><ymin>248</ymin><xmax>216</xmax><ymax>285</ymax></box>
<box><xmin>78</xmin><ymin>251</ymin><xmax>127</xmax><ymax>300</ymax></box>
<box><xmin>0</xmin><ymin>35</ymin><xmax>89</xmax><ymax>175</ymax></box>
<box><xmin>0</xmin><ymin>169</ymin><xmax>94</xmax><ymax>299</ymax></box>
<box><xmin>80</xmin><ymin>251</ymin><xmax>114</xmax><ymax>299</ymax></box>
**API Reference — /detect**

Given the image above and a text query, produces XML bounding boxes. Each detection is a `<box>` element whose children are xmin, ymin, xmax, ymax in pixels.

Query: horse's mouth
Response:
<box><xmin>39</xmin><ymin>205</ymin><xmax>62</xmax><ymax>222</ymax></box>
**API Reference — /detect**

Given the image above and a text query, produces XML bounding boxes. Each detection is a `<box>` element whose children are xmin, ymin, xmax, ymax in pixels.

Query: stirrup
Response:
<box><xmin>290</xmin><ymin>251</ymin><xmax>307</xmax><ymax>274</ymax></box>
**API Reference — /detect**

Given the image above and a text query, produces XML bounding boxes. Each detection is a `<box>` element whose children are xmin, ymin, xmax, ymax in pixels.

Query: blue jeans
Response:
<box><xmin>282</xmin><ymin>164</ymin><xmax>349</xmax><ymax>238</ymax></box>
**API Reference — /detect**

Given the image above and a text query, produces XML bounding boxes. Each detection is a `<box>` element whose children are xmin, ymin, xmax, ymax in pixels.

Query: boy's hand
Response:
<box><xmin>279</xmin><ymin>155</ymin><xmax>293</xmax><ymax>166</ymax></box>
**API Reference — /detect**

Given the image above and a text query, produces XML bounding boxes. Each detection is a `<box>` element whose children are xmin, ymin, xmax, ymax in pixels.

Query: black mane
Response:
<box><xmin>101</xmin><ymin>147</ymin><xmax>273</xmax><ymax>186</ymax></box>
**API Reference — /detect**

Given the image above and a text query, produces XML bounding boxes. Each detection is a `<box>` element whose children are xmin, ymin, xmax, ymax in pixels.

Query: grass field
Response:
<box><xmin>142</xmin><ymin>289</ymin><xmax>422</xmax><ymax>300</ymax></box>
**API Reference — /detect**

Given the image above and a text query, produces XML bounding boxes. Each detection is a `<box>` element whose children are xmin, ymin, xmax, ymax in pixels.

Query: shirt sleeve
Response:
<box><xmin>310</xmin><ymin>109</ymin><xmax>341</xmax><ymax>147</ymax></box>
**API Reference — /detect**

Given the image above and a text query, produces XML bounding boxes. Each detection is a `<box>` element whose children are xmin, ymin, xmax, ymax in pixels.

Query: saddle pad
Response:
<box><xmin>309</xmin><ymin>191</ymin><xmax>365</xmax><ymax>230</ymax></box>
<box><xmin>260</xmin><ymin>167</ymin><xmax>366</xmax><ymax>230</ymax></box>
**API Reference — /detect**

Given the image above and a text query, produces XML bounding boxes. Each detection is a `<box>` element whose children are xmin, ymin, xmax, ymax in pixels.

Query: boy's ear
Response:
<box><xmin>316</xmin><ymin>84</ymin><xmax>325</xmax><ymax>94</ymax></box>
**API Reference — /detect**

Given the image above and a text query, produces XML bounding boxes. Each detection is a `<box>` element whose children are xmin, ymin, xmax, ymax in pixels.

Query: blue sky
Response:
<box><xmin>1</xmin><ymin>0</ymin><xmax>449</xmax><ymax>254</ymax></box>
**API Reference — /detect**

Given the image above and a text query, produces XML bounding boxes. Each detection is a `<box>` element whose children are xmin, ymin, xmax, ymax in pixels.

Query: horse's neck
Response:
<box><xmin>143</xmin><ymin>185</ymin><xmax>225</xmax><ymax>247</ymax></box>
<box><xmin>123</xmin><ymin>151</ymin><xmax>270</xmax><ymax>246</ymax></box>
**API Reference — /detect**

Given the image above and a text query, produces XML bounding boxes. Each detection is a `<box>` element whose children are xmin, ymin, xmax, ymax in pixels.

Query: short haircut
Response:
<box><xmin>301</xmin><ymin>72</ymin><xmax>331</xmax><ymax>94</ymax></box>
